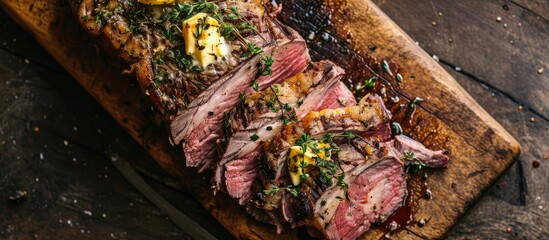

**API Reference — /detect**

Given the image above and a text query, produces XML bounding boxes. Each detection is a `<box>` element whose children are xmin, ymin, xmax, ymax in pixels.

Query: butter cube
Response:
<box><xmin>183</xmin><ymin>13</ymin><xmax>230</xmax><ymax>68</ymax></box>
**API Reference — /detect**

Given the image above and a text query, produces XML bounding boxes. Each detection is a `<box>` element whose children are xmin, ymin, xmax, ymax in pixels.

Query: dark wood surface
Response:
<box><xmin>0</xmin><ymin>1</ymin><xmax>546</xmax><ymax>239</ymax></box>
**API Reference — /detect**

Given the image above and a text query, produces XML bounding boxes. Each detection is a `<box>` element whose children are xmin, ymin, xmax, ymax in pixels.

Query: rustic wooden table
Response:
<box><xmin>0</xmin><ymin>0</ymin><xmax>547</xmax><ymax>239</ymax></box>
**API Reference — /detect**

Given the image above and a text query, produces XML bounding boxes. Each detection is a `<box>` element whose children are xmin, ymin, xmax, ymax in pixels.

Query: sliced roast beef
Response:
<box><xmin>74</xmin><ymin>0</ymin><xmax>279</xmax><ymax>115</ymax></box>
<box><xmin>220</xmin><ymin>61</ymin><xmax>346</xmax><ymax>167</ymax></box>
<box><xmin>259</xmin><ymin>94</ymin><xmax>390</xmax><ymax>183</ymax></box>
<box><xmin>245</xmin><ymin>95</ymin><xmax>391</xmax><ymax>227</ymax></box>
<box><xmin>170</xmin><ymin>27</ymin><xmax>310</xmax><ymax>171</ymax></box>
<box><xmin>384</xmin><ymin>135</ymin><xmax>450</xmax><ymax>168</ymax></box>
<box><xmin>310</xmin><ymin>156</ymin><xmax>407</xmax><ymax>240</ymax></box>
<box><xmin>216</xmin><ymin>61</ymin><xmax>351</xmax><ymax>202</ymax></box>
<box><xmin>337</xmin><ymin>133</ymin><xmax>450</xmax><ymax>169</ymax></box>
<box><xmin>317</xmin><ymin>81</ymin><xmax>357</xmax><ymax>109</ymax></box>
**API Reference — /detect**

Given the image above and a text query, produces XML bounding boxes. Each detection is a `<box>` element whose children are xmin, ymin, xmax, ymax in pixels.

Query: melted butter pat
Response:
<box><xmin>288</xmin><ymin>142</ymin><xmax>331</xmax><ymax>186</ymax></box>
<box><xmin>183</xmin><ymin>13</ymin><xmax>230</xmax><ymax>68</ymax></box>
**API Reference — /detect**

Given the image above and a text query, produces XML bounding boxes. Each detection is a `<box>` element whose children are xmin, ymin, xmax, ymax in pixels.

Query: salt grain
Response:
<box><xmin>307</xmin><ymin>32</ymin><xmax>315</xmax><ymax>40</ymax></box>
<box><xmin>496</xmin><ymin>16</ymin><xmax>502</xmax><ymax>22</ymax></box>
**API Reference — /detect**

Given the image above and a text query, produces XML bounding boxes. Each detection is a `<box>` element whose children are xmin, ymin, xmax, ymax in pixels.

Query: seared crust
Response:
<box><xmin>70</xmin><ymin>0</ymin><xmax>275</xmax><ymax>115</ymax></box>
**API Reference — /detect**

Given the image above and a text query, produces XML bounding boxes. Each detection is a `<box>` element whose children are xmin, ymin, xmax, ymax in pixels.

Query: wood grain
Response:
<box><xmin>0</xmin><ymin>0</ymin><xmax>521</xmax><ymax>239</ymax></box>
<box><xmin>372</xmin><ymin>0</ymin><xmax>549</xmax><ymax>121</ymax></box>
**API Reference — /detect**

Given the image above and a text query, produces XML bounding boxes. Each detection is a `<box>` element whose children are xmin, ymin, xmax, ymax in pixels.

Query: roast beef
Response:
<box><xmin>310</xmin><ymin>156</ymin><xmax>407</xmax><ymax>240</ymax></box>
<box><xmin>170</xmin><ymin>30</ymin><xmax>309</xmax><ymax>171</ymax></box>
<box><xmin>74</xmin><ymin>1</ymin><xmax>451</xmax><ymax>238</ymax></box>
<box><xmin>74</xmin><ymin>0</ymin><xmax>277</xmax><ymax>114</ymax></box>
<box><xmin>220</xmin><ymin>61</ymin><xmax>346</xmax><ymax>167</ymax></box>
<box><xmin>384</xmin><ymin>135</ymin><xmax>450</xmax><ymax>168</ymax></box>
<box><xmin>216</xmin><ymin>61</ymin><xmax>351</xmax><ymax>202</ymax></box>
<box><xmin>171</xmin><ymin>26</ymin><xmax>310</xmax><ymax>171</ymax></box>
<box><xmin>259</xmin><ymin>94</ymin><xmax>390</xmax><ymax>183</ymax></box>
<box><xmin>245</xmin><ymin>95</ymin><xmax>391</xmax><ymax>226</ymax></box>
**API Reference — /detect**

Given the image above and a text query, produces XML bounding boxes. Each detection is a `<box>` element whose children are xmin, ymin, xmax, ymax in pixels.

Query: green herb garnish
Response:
<box><xmin>250</xmin><ymin>134</ymin><xmax>259</xmax><ymax>141</ymax></box>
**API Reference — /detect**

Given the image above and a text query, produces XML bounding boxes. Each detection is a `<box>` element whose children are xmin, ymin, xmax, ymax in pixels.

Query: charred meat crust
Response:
<box><xmin>71</xmin><ymin>0</ymin><xmax>281</xmax><ymax>115</ymax></box>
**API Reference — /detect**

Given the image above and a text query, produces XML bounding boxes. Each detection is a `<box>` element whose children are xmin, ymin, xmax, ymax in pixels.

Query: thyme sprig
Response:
<box><xmin>263</xmin><ymin>185</ymin><xmax>299</xmax><ymax>197</ymax></box>
<box><xmin>402</xmin><ymin>151</ymin><xmax>426</xmax><ymax>172</ymax></box>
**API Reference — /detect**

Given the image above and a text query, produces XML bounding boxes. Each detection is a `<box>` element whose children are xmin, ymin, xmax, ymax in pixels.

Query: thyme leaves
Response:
<box><xmin>262</xmin><ymin>185</ymin><xmax>298</xmax><ymax>197</ymax></box>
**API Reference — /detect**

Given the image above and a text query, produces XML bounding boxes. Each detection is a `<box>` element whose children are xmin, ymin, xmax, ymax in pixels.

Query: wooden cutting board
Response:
<box><xmin>0</xmin><ymin>0</ymin><xmax>520</xmax><ymax>239</ymax></box>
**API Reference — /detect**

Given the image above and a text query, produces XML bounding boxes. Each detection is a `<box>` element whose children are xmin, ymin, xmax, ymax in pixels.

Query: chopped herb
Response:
<box><xmin>396</xmin><ymin>73</ymin><xmax>403</xmax><ymax>83</ymax></box>
<box><xmin>241</xmin><ymin>42</ymin><xmax>263</xmax><ymax>58</ymax></box>
<box><xmin>347</xmin><ymin>212</ymin><xmax>353</xmax><ymax>217</ymax></box>
<box><xmin>284</xmin><ymin>103</ymin><xmax>292</xmax><ymax>111</ymax></box>
<box><xmin>272</xmin><ymin>84</ymin><xmax>279</xmax><ymax>93</ymax></box>
<box><xmin>410</xmin><ymin>74</ymin><xmax>416</xmax><ymax>78</ymax></box>
<box><xmin>258</xmin><ymin>56</ymin><xmax>274</xmax><ymax>76</ymax></box>
<box><xmin>192</xmin><ymin>16</ymin><xmax>206</xmax><ymax>39</ymax></box>
<box><xmin>230</xmin><ymin>7</ymin><xmax>240</xmax><ymax>16</ymax></box>
<box><xmin>82</xmin><ymin>15</ymin><xmax>90</xmax><ymax>21</ymax></box>
<box><xmin>297</xmin><ymin>98</ymin><xmax>304</xmax><ymax>106</ymax></box>
<box><xmin>338</xmin><ymin>99</ymin><xmax>347</xmax><ymax>107</ymax></box>
<box><xmin>263</xmin><ymin>185</ymin><xmax>298</xmax><ymax>197</ymax></box>
<box><xmin>264</xmin><ymin>95</ymin><xmax>278</xmax><ymax>112</ymax></box>
<box><xmin>343</xmin><ymin>131</ymin><xmax>356</xmax><ymax>140</ymax></box>
<box><xmin>320</xmin><ymin>199</ymin><xmax>327</xmax><ymax>206</ymax></box>
<box><xmin>417</xmin><ymin>161</ymin><xmax>426</xmax><ymax>170</ymax></box>
<box><xmin>378</xmin><ymin>214</ymin><xmax>386</xmax><ymax>222</ymax></box>
<box><xmin>282</xmin><ymin>115</ymin><xmax>295</xmax><ymax>125</ymax></box>
<box><xmin>266</xmin><ymin>126</ymin><xmax>273</xmax><ymax>131</ymax></box>
<box><xmin>295</xmin><ymin>133</ymin><xmax>310</xmax><ymax>152</ymax></box>
<box><xmin>295</xmin><ymin>134</ymin><xmax>311</xmax><ymax>146</ymax></box>
<box><xmin>401</xmin><ymin>151</ymin><xmax>416</xmax><ymax>161</ymax></box>
<box><xmin>252</xmin><ymin>80</ymin><xmax>259</xmax><ymax>91</ymax></box>
<box><xmin>250</xmin><ymin>134</ymin><xmax>259</xmax><ymax>141</ymax></box>
<box><xmin>412</xmin><ymin>97</ymin><xmax>424</xmax><ymax>105</ymax></box>
<box><xmin>319</xmin><ymin>169</ymin><xmax>333</xmax><ymax>186</ymax></box>
<box><xmin>321</xmin><ymin>134</ymin><xmax>333</xmax><ymax>143</ymax></box>
<box><xmin>364</xmin><ymin>76</ymin><xmax>376</xmax><ymax>88</ymax></box>
<box><xmin>286</xmin><ymin>185</ymin><xmax>299</xmax><ymax>197</ymax></box>
<box><xmin>262</xmin><ymin>188</ymin><xmax>279</xmax><ymax>195</ymax></box>
<box><xmin>406</xmin><ymin>97</ymin><xmax>424</xmax><ymax>117</ymax></box>
<box><xmin>402</xmin><ymin>151</ymin><xmax>426</xmax><ymax>171</ymax></box>
<box><xmin>299</xmin><ymin>172</ymin><xmax>309</xmax><ymax>182</ymax></box>
<box><xmin>391</xmin><ymin>122</ymin><xmax>402</xmax><ymax>135</ymax></box>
